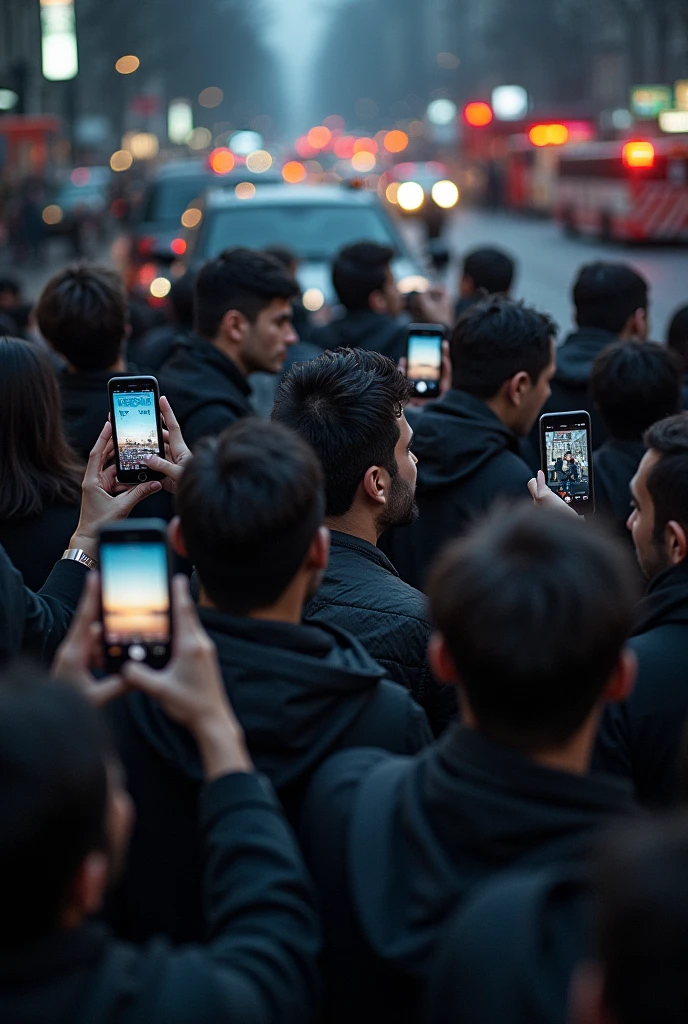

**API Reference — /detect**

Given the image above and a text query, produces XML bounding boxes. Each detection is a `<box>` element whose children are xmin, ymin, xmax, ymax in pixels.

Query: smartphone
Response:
<box><xmin>108</xmin><ymin>375</ymin><xmax>165</xmax><ymax>484</ymax></box>
<box><xmin>539</xmin><ymin>411</ymin><xmax>595</xmax><ymax>515</ymax></box>
<box><xmin>406</xmin><ymin>324</ymin><xmax>444</xmax><ymax>398</ymax></box>
<box><xmin>99</xmin><ymin>519</ymin><xmax>172</xmax><ymax>673</ymax></box>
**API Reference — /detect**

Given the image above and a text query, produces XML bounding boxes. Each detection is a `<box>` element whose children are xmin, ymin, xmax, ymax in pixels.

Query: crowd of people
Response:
<box><xmin>2</xmin><ymin>231</ymin><xmax>688</xmax><ymax>1024</ymax></box>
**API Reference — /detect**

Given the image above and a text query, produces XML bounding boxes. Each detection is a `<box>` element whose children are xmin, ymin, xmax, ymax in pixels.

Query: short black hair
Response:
<box><xmin>427</xmin><ymin>504</ymin><xmax>638</xmax><ymax>753</ymax></box>
<box><xmin>35</xmin><ymin>264</ymin><xmax>127</xmax><ymax>371</ymax></box>
<box><xmin>450</xmin><ymin>296</ymin><xmax>555</xmax><ymax>397</ymax></box>
<box><xmin>667</xmin><ymin>305</ymin><xmax>688</xmax><ymax>373</ymax></box>
<box><xmin>169</xmin><ymin>271</ymin><xmax>195</xmax><ymax>328</ymax></box>
<box><xmin>195</xmin><ymin>247</ymin><xmax>300</xmax><ymax>340</ymax></box>
<box><xmin>591</xmin><ymin>341</ymin><xmax>682</xmax><ymax>441</ymax></box>
<box><xmin>273</xmin><ymin>348</ymin><xmax>411</xmax><ymax>516</ymax></box>
<box><xmin>573</xmin><ymin>262</ymin><xmax>649</xmax><ymax>335</ymax></box>
<box><xmin>177</xmin><ymin>419</ymin><xmax>325</xmax><ymax>614</ymax></box>
<box><xmin>643</xmin><ymin>413</ymin><xmax>688</xmax><ymax>542</ymax></box>
<box><xmin>595</xmin><ymin>814</ymin><xmax>688</xmax><ymax>1024</ymax></box>
<box><xmin>0</xmin><ymin>673</ymin><xmax>108</xmax><ymax>949</ymax></box>
<box><xmin>264</xmin><ymin>244</ymin><xmax>298</xmax><ymax>274</ymax></box>
<box><xmin>0</xmin><ymin>276</ymin><xmax>20</xmax><ymax>298</ymax></box>
<box><xmin>462</xmin><ymin>247</ymin><xmax>515</xmax><ymax>294</ymax></box>
<box><xmin>332</xmin><ymin>241</ymin><xmax>396</xmax><ymax>311</ymax></box>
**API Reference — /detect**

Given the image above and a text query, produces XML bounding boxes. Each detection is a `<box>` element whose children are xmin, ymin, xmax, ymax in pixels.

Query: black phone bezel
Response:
<box><xmin>108</xmin><ymin>375</ymin><xmax>165</xmax><ymax>484</ymax></box>
<box><xmin>405</xmin><ymin>323</ymin><xmax>444</xmax><ymax>399</ymax></box>
<box><xmin>538</xmin><ymin>410</ymin><xmax>595</xmax><ymax>515</ymax></box>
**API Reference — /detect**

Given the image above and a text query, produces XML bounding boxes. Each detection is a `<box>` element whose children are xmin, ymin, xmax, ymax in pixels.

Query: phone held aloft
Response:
<box><xmin>99</xmin><ymin>519</ymin><xmax>172</xmax><ymax>673</ymax></box>
<box><xmin>108</xmin><ymin>375</ymin><xmax>165</xmax><ymax>484</ymax></box>
<box><xmin>405</xmin><ymin>323</ymin><xmax>444</xmax><ymax>399</ymax></box>
<box><xmin>539</xmin><ymin>410</ymin><xmax>595</xmax><ymax>515</ymax></box>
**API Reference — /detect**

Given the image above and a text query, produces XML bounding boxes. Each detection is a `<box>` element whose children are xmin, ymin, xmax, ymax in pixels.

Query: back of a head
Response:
<box><xmin>667</xmin><ymin>305</ymin><xmax>688</xmax><ymax>373</ymax></box>
<box><xmin>0</xmin><ymin>336</ymin><xmax>82</xmax><ymax>519</ymax></box>
<box><xmin>169</xmin><ymin>271</ymin><xmax>195</xmax><ymax>328</ymax></box>
<box><xmin>642</xmin><ymin>413</ymin><xmax>688</xmax><ymax>544</ymax></box>
<box><xmin>332</xmin><ymin>241</ymin><xmax>395</xmax><ymax>311</ymax></box>
<box><xmin>0</xmin><ymin>674</ymin><xmax>107</xmax><ymax>950</ymax></box>
<box><xmin>591</xmin><ymin>341</ymin><xmax>681</xmax><ymax>441</ymax></box>
<box><xmin>573</xmin><ymin>262</ymin><xmax>648</xmax><ymax>335</ymax></box>
<box><xmin>427</xmin><ymin>504</ymin><xmax>638</xmax><ymax>753</ymax></box>
<box><xmin>35</xmin><ymin>264</ymin><xmax>127</xmax><ymax>371</ymax></box>
<box><xmin>264</xmin><ymin>244</ymin><xmax>299</xmax><ymax>275</ymax></box>
<box><xmin>272</xmin><ymin>347</ymin><xmax>411</xmax><ymax>516</ymax></box>
<box><xmin>450</xmin><ymin>296</ymin><xmax>555</xmax><ymax>397</ymax></box>
<box><xmin>177</xmin><ymin>419</ymin><xmax>325</xmax><ymax>613</ymax></box>
<box><xmin>194</xmin><ymin>246</ymin><xmax>300</xmax><ymax>340</ymax></box>
<box><xmin>595</xmin><ymin>814</ymin><xmax>688</xmax><ymax>1024</ymax></box>
<box><xmin>463</xmin><ymin>247</ymin><xmax>515</xmax><ymax>294</ymax></box>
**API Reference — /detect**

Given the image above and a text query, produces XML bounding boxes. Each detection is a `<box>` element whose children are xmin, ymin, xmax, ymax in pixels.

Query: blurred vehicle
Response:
<box><xmin>41</xmin><ymin>166</ymin><xmax>112</xmax><ymax>255</ymax></box>
<box><xmin>385</xmin><ymin>161</ymin><xmax>460</xmax><ymax>238</ymax></box>
<box><xmin>556</xmin><ymin>137</ymin><xmax>688</xmax><ymax>241</ymax></box>
<box><xmin>176</xmin><ymin>183</ymin><xmax>429</xmax><ymax>314</ymax></box>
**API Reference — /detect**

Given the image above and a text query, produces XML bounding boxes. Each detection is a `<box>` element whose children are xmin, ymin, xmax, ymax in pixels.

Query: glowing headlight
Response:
<box><xmin>431</xmin><ymin>180</ymin><xmax>459</xmax><ymax>209</ymax></box>
<box><xmin>397</xmin><ymin>181</ymin><xmax>425</xmax><ymax>211</ymax></box>
<box><xmin>150</xmin><ymin>277</ymin><xmax>171</xmax><ymax>298</ymax></box>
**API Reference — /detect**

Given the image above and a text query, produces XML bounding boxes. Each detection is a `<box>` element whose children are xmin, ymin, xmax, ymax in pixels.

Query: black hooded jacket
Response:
<box><xmin>158</xmin><ymin>336</ymin><xmax>253</xmax><ymax>447</ymax></box>
<box><xmin>304</xmin><ymin>531</ymin><xmax>457</xmax><ymax>736</ymax></box>
<box><xmin>594</xmin><ymin>559</ymin><xmax>688</xmax><ymax>807</ymax></box>
<box><xmin>382</xmin><ymin>389</ymin><xmax>533</xmax><ymax>590</ymax></box>
<box><xmin>107</xmin><ymin>609</ymin><xmax>431</xmax><ymax>943</ymax></box>
<box><xmin>310</xmin><ymin>310</ymin><xmax>407</xmax><ymax>363</ymax></box>
<box><xmin>58</xmin><ymin>366</ymin><xmax>137</xmax><ymax>460</ymax></box>
<box><xmin>300</xmin><ymin>725</ymin><xmax>632</xmax><ymax>1024</ymax></box>
<box><xmin>594</xmin><ymin>438</ymin><xmax>645</xmax><ymax>534</ymax></box>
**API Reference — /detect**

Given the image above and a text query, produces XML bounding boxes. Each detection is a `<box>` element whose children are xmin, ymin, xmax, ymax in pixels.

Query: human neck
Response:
<box><xmin>325</xmin><ymin>510</ymin><xmax>378</xmax><ymax>547</ymax></box>
<box><xmin>209</xmin><ymin>334</ymin><xmax>248</xmax><ymax>377</ymax></box>
<box><xmin>199</xmin><ymin>582</ymin><xmax>304</xmax><ymax>625</ymax></box>
<box><xmin>67</xmin><ymin>354</ymin><xmax>126</xmax><ymax>375</ymax></box>
<box><xmin>483</xmin><ymin>393</ymin><xmax>519</xmax><ymax>434</ymax></box>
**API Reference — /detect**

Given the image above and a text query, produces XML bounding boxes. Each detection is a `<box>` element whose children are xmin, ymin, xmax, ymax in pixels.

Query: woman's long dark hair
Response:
<box><xmin>0</xmin><ymin>336</ymin><xmax>83</xmax><ymax>519</ymax></box>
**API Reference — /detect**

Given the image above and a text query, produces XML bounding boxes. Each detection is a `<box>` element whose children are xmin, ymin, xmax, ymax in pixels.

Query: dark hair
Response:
<box><xmin>427</xmin><ymin>504</ymin><xmax>638</xmax><ymax>753</ymax></box>
<box><xmin>0</xmin><ymin>673</ymin><xmax>108</xmax><ymax>949</ymax></box>
<box><xmin>667</xmin><ymin>305</ymin><xmax>688</xmax><ymax>373</ymax></box>
<box><xmin>595</xmin><ymin>814</ymin><xmax>688</xmax><ymax>1024</ymax></box>
<box><xmin>332</xmin><ymin>241</ymin><xmax>395</xmax><ymax>311</ymax></box>
<box><xmin>0</xmin><ymin>337</ymin><xmax>83</xmax><ymax>519</ymax></box>
<box><xmin>591</xmin><ymin>341</ymin><xmax>682</xmax><ymax>441</ymax></box>
<box><xmin>177</xmin><ymin>419</ymin><xmax>325</xmax><ymax>614</ymax></box>
<box><xmin>0</xmin><ymin>276</ymin><xmax>20</xmax><ymax>298</ymax></box>
<box><xmin>462</xmin><ymin>247</ymin><xmax>515</xmax><ymax>294</ymax></box>
<box><xmin>273</xmin><ymin>348</ymin><xmax>411</xmax><ymax>516</ymax></box>
<box><xmin>195</xmin><ymin>247</ymin><xmax>300</xmax><ymax>339</ymax></box>
<box><xmin>643</xmin><ymin>413</ymin><xmax>688</xmax><ymax>542</ymax></box>
<box><xmin>169</xmin><ymin>271</ymin><xmax>195</xmax><ymax>328</ymax></box>
<box><xmin>573</xmin><ymin>262</ymin><xmax>648</xmax><ymax>335</ymax></box>
<box><xmin>264</xmin><ymin>244</ymin><xmax>298</xmax><ymax>274</ymax></box>
<box><xmin>35</xmin><ymin>264</ymin><xmax>127</xmax><ymax>371</ymax></box>
<box><xmin>450</xmin><ymin>297</ymin><xmax>555</xmax><ymax>397</ymax></box>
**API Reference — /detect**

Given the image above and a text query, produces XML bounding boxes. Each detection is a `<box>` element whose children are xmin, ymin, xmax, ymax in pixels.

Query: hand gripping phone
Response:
<box><xmin>405</xmin><ymin>323</ymin><xmax>444</xmax><ymax>398</ymax></box>
<box><xmin>108</xmin><ymin>375</ymin><xmax>165</xmax><ymax>484</ymax></box>
<box><xmin>539</xmin><ymin>410</ymin><xmax>595</xmax><ymax>515</ymax></box>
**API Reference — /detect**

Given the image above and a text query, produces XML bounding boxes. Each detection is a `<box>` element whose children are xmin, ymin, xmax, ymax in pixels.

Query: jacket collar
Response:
<box><xmin>193</xmin><ymin>336</ymin><xmax>251</xmax><ymax>397</ymax></box>
<box><xmin>435</xmin><ymin>388</ymin><xmax>520</xmax><ymax>446</ymax></box>
<box><xmin>0</xmin><ymin>923</ymin><xmax>108</xmax><ymax>985</ymax></box>
<box><xmin>328</xmin><ymin>530</ymin><xmax>400</xmax><ymax>577</ymax></box>
<box><xmin>634</xmin><ymin>559</ymin><xmax>688</xmax><ymax>636</ymax></box>
<box><xmin>198</xmin><ymin>606</ymin><xmax>336</xmax><ymax>656</ymax></box>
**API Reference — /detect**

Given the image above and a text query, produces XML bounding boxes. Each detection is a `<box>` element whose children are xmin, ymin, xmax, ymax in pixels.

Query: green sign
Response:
<box><xmin>630</xmin><ymin>85</ymin><xmax>672</xmax><ymax>119</ymax></box>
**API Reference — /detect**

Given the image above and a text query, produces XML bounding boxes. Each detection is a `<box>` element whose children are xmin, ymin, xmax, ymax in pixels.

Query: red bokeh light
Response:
<box><xmin>464</xmin><ymin>102</ymin><xmax>493</xmax><ymax>127</ymax></box>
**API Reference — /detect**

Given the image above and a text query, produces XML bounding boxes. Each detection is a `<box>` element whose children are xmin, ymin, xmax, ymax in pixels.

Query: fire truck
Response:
<box><xmin>555</xmin><ymin>137</ymin><xmax>688</xmax><ymax>241</ymax></box>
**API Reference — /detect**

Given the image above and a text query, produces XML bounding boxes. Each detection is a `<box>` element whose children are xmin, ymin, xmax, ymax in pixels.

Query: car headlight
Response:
<box><xmin>397</xmin><ymin>181</ymin><xmax>425</xmax><ymax>211</ymax></box>
<box><xmin>431</xmin><ymin>180</ymin><xmax>459</xmax><ymax>209</ymax></box>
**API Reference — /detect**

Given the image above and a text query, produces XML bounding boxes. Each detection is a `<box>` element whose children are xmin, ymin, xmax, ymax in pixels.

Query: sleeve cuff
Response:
<box><xmin>39</xmin><ymin>559</ymin><xmax>89</xmax><ymax>598</ymax></box>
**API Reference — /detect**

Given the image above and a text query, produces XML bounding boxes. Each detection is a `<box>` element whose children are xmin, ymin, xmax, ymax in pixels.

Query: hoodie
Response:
<box><xmin>310</xmin><ymin>309</ymin><xmax>408</xmax><ymax>362</ymax></box>
<box><xmin>594</xmin><ymin>438</ymin><xmax>645</xmax><ymax>533</ymax></box>
<box><xmin>300</xmin><ymin>725</ymin><xmax>632</xmax><ymax>1024</ymax></box>
<box><xmin>158</xmin><ymin>335</ymin><xmax>252</xmax><ymax>447</ymax></box>
<box><xmin>106</xmin><ymin>609</ymin><xmax>431</xmax><ymax>944</ymax></box>
<box><xmin>382</xmin><ymin>388</ymin><xmax>533</xmax><ymax>589</ymax></box>
<box><xmin>594</xmin><ymin>559</ymin><xmax>688</xmax><ymax>807</ymax></box>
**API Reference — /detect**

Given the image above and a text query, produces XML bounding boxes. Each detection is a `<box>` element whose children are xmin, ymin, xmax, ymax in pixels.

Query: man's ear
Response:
<box><xmin>220</xmin><ymin>308</ymin><xmax>246</xmax><ymax>343</ymax></box>
<box><xmin>665</xmin><ymin>519</ymin><xmax>688</xmax><ymax>566</ymax></box>
<box><xmin>168</xmin><ymin>516</ymin><xmax>188</xmax><ymax>559</ymax></box>
<box><xmin>306</xmin><ymin>525</ymin><xmax>330</xmax><ymax>571</ymax></box>
<box><xmin>361</xmin><ymin>465</ymin><xmax>387</xmax><ymax>507</ymax></box>
<box><xmin>63</xmin><ymin>851</ymin><xmax>109</xmax><ymax>927</ymax></box>
<box><xmin>603</xmin><ymin>647</ymin><xmax>637</xmax><ymax>705</ymax></box>
<box><xmin>568</xmin><ymin>962</ymin><xmax>611</xmax><ymax>1024</ymax></box>
<box><xmin>505</xmin><ymin>370</ymin><xmax>532</xmax><ymax>408</ymax></box>
<box><xmin>632</xmin><ymin>307</ymin><xmax>648</xmax><ymax>340</ymax></box>
<box><xmin>368</xmin><ymin>289</ymin><xmax>387</xmax><ymax>315</ymax></box>
<box><xmin>428</xmin><ymin>632</ymin><xmax>458</xmax><ymax>684</ymax></box>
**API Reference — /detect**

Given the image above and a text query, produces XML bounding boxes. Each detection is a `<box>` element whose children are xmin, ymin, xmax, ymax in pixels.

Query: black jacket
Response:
<box><xmin>107</xmin><ymin>609</ymin><xmax>431</xmax><ymax>943</ymax></box>
<box><xmin>0</xmin><ymin>503</ymin><xmax>80</xmax><ymax>591</ymax></box>
<box><xmin>300</xmin><ymin>725</ymin><xmax>632</xmax><ymax>1024</ymax></box>
<box><xmin>310</xmin><ymin>309</ymin><xmax>407</xmax><ymax>362</ymax></box>
<box><xmin>382</xmin><ymin>389</ymin><xmax>533</xmax><ymax>590</ymax></box>
<box><xmin>594</xmin><ymin>559</ymin><xmax>688</xmax><ymax>807</ymax></box>
<box><xmin>305</xmin><ymin>531</ymin><xmax>456</xmax><ymax>735</ymax></box>
<box><xmin>59</xmin><ymin>367</ymin><xmax>136</xmax><ymax>460</ymax></box>
<box><xmin>0</xmin><ymin>545</ymin><xmax>87</xmax><ymax>663</ymax></box>
<box><xmin>0</xmin><ymin>773</ymin><xmax>321</xmax><ymax>1024</ymax></box>
<box><xmin>422</xmin><ymin>864</ymin><xmax>591</xmax><ymax>1024</ymax></box>
<box><xmin>594</xmin><ymin>438</ymin><xmax>645</xmax><ymax>534</ymax></box>
<box><xmin>158</xmin><ymin>336</ymin><xmax>253</xmax><ymax>447</ymax></box>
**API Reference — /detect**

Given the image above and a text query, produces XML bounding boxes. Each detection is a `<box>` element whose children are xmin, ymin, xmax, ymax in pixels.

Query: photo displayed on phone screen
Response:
<box><xmin>111</xmin><ymin>388</ymin><xmax>161</xmax><ymax>471</ymax></box>
<box><xmin>406</xmin><ymin>330</ymin><xmax>442</xmax><ymax>397</ymax></box>
<box><xmin>543</xmin><ymin>421</ymin><xmax>591</xmax><ymax>509</ymax></box>
<box><xmin>101</xmin><ymin>538</ymin><xmax>171</xmax><ymax>667</ymax></box>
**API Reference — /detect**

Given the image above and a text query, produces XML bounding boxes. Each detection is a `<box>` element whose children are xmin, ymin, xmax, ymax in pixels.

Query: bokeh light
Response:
<box><xmin>385</xmin><ymin>182</ymin><xmax>400</xmax><ymax>204</ymax></box>
<box><xmin>199</xmin><ymin>87</ymin><xmax>223</xmax><ymax>108</ymax></box>
<box><xmin>246</xmin><ymin>149</ymin><xmax>273</xmax><ymax>173</ymax></box>
<box><xmin>307</xmin><ymin>125</ymin><xmax>332</xmax><ymax>149</ymax></box>
<box><xmin>303</xmin><ymin>288</ymin><xmax>325</xmax><ymax>312</ymax></box>
<box><xmin>333</xmin><ymin>136</ymin><xmax>356</xmax><ymax>159</ymax></box>
<box><xmin>354</xmin><ymin>136</ymin><xmax>377</xmax><ymax>154</ymax></box>
<box><xmin>181</xmin><ymin>207</ymin><xmax>202</xmax><ymax>228</ymax></box>
<box><xmin>464</xmin><ymin>101</ymin><xmax>493</xmax><ymax>127</ymax></box>
<box><xmin>436</xmin><ymin>52</ymin><xmax>460</xmax><ymax>69</ymax></box>
<box><xmin>431</xmin><ymin>180</ymin><xmax>459</xmax><ymax>208</ymax></box>
<box><xmin>71</xmin><ymin>167</ymin><xmax>90</xmax><ymax>186</ymax></box>
<box><xmin>351</xmin><ymin>151</ymin><xmax>376</xmax><ymax>172</ymax></box>
<box><xmin>384</xmin><ymin>130</ymin><xmax>409</xmax><ymax>153</ymax></box>
<box><xmin>126</xmin><ymin>132</ymin><xmax>159</xmax><ymax>160</ymax></box>
<box><xmin>397</xmin><ymin>181</ymin><xmax>425</xmax><ymax>211</ymax></box>
<box><xmin>528</xmin><ymin>123</ymin><xmax>570</xmax><ymax>147</ymax></box>
<box><xmin>42</xmin><ymin>204</ymin><xmax>63</xmax><ymax>225</ymax></box>
<box><xmin>282</xmin><ymin>160</ymin><xmax>306</xmax><ymax>183</ymax></box>
<box><xmin>150</xmin><ymin>277</ymin><xmax>172</xmax><ymax>298</ymax></box>
<box><xmin>235</xmin><ymin>182</ymin><xmax>257</xmax><ymax>200</ymax></box>
<box><xmin>186</xmin><ymin>127</ymin><xmax>212</xmax><ymax>150</ymax></box>
<box><xmin>110</xmin><ymin>149</ymin><xmax>133</xmax><ymax>171</ymax></box>
<box><xmin>323</xmin><ymin>114</ymin><xmax>345</xmax><ymax>131</ymax></box>
<box><xmin>115</xmin><ymin>55</ymin><xmax>139</xmax><ymax>75</ymax></box>
<box><xmin>170</xmin><ymin>238</ymin><xmax>187</xmax><ymax>255</ymax></box>
<box><xmin>209</xmin><ymin>147</ymin><xmax>235</xmax><ymax>173</ymax></box>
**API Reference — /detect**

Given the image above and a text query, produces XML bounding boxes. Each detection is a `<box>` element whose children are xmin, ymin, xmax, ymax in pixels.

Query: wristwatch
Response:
<box><xmin>61</xmin><ymin>548</ymin><xmax>98</xmax><ymax>571</ymax></box>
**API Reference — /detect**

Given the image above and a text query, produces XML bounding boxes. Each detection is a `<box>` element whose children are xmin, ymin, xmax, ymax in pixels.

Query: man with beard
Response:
<box><xmin>106</xmin><ymin>417</ymin><xmax>431</xmax><ymax>944</ymax></box>
<box><xmin>594</xmin><ymin>413</ymin><xmax>688</xmax><ymax>807</ymax></box>
<box><xmin>273</xmin><ymin>349</ymin><xmax>456</xmax><ymax>736</ymax></box>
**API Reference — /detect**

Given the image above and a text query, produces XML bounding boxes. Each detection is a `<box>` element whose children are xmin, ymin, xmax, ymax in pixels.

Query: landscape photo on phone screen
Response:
<box><xmin>407</xmin><ymin>334</ymin><xmax>442</xmax><ymax>390</ymax></box>
<box><xmin>544</xmin><ymin>425</ymin><xmax>591</xmax><ymax>506</ymax></box>
<box><xmin>101</xmin><ymin>541</ymin><xmax>170</xmax><ymax>645</ymax></box>
<box><xmin>112</xmin><ymin>390</ymin><xmax>160</xmax><ymax>470</ymax></box>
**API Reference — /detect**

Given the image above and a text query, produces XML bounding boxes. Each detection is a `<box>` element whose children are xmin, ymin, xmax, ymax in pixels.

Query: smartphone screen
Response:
<box><xmin>406</xmin><ymin>325</ymin><xmax>443</xmax><ymax>397</ymax></box>
<box><xmin>100</xmin><ymin>526</ymin><xmax>171</xmax><ymax>670</ymax></box>
<box><xmin>540</xmin><ymin>412</ymin><xmax>594</xmax><ymax>514</ymax></box>
<box><xmin>109</xmin><ymin>376</ymin><xmax>164</xmax><ymax>481</ymax></box>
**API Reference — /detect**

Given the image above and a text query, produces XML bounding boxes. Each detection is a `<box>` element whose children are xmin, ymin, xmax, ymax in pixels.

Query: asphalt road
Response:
<box><xmin>441</xmin><ymin>208</ymin><xmax>688</xmax><ymax>344</ymax></box>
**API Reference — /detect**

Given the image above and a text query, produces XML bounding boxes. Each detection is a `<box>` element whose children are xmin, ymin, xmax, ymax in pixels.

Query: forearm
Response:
<box><xmin>24</xmin><ymin>559</ymin><xmax>88</xmax><ymax>662</ymax></box>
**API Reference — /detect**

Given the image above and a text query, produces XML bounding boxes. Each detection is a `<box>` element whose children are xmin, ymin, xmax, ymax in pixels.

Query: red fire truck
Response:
<box><xmin>555</xmin><ymin>137</ymin><xmax>688</xmax><ymax>241</ymax></box>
